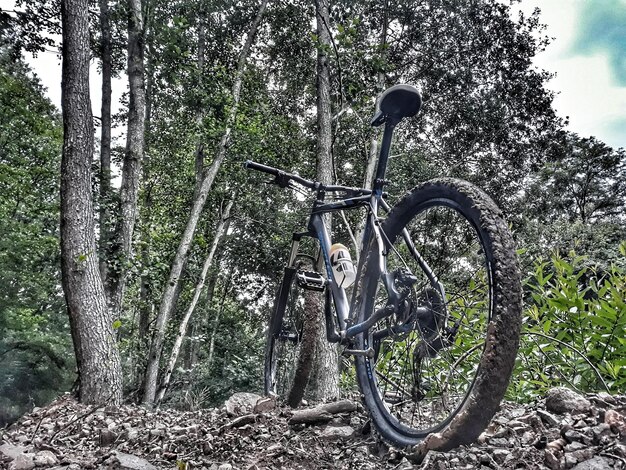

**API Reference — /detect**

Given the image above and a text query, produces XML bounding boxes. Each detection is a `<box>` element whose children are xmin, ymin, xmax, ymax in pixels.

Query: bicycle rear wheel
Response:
<box><xmin>354</xmin><ymin>178</ymin><xmax>522</xmax><ymax>448</ymax></box>
<box><xmin>264</xmin><ymin>265</ymin><xmax>320</xmax><ymax>407</ymax></box>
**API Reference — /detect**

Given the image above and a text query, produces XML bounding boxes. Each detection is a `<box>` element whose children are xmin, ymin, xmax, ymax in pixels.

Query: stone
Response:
<box><xmin>570</xmin><ymin>456</ymin><xmax>613</xmax><ymax>470</ymax></box>
<box><xmin>546</xmin><ymin>388</ymin><xmax>592</xmax><ymax>415</ymax></box>
<box><xmin>320</xmin><ymin>426</ymin><xmax>355</xmax><ymax>440</ymax></box>
<box><xmin>217</xmin><ymin>464</ymin><xmax>232</xmax><ymax>470</ymax></box>
<box><xmin>8</xmin><ymin>454</ymin><xmax>35</xmax><ymax>470</ymax></box>
<box><xmin>491</xmin><ymin>448</ymin><xmax>510</xmax><ymax>464</ymax></box>
<box><xmin>538</xmin><ymin>409</ymin><xmax>561</xmax><ymax>427</ymax></box>
<box><xmin>562</xmin><ymin>429</ymin><xmax>584</xmax><ymax>443</ymax></box>
<box><xmin>113</xmin><ymin>451</ymin><xmax>158</xmax><ymax>470</ymax></box>
<box><xmin>488</xmin><ymin>437</ymin><xmax>509</xmax><ymax>447</ymax></box>
<box><xmin>33</xmin><ymin>450</ymin><xmax>58</xmax><ymax>466</ymax></box>
<box><xmin>564</xmin><ymin>454</ymin><xmax>579</xmax><ymax>468</ymax></box>
<box><xmin>591</xmin><ymin>423</ymin><xmax>612</xmax><ymax>443</ymax></box>
<box><xmin>604</xmin><ymin>409</ymin><xmax>626</xmax><ymax>437</ymax></box>
<box><xmin>566</xmin><ymin>441</ymin><xmax>587</xmax><ymax>452</ymax></box>
<box><xmin>544</xmin><ymin>449</ymin><xmax>561</xmax><ymax>470</ymax></box>
<box><xmin>224</xmin><ymin>392</ymin><xmax>262</xmax><ymax>416</ymax></box>
<box><xmin>99</xmin><ymin>428</ymin><xmax>118</xmax><ymax>446</ymax></box>
<box><xmin>0</xmin><ymin>443</ymin><xmax>28</xmax><ymax>461</ymax></box>
<box><xmin>253</xmin><ymin>396</ymin><xmax>276</xmax><ymax>414</ymax></box>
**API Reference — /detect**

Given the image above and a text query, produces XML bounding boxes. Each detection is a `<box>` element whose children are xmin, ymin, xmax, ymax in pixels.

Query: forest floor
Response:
<box><xmin>1</xmin><ymin>388</ymin><xmax>626</xmax><ymax>470</ymax></box>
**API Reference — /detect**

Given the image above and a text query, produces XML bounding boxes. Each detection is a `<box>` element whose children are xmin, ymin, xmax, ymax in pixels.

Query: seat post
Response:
<box><xmin>373</xmin><ymin>118</ymin><xmax>398</xmax><ymax>194</ymax></box>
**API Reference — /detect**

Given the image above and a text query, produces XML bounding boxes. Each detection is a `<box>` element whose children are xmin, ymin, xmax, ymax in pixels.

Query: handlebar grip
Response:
<box><xmin>244</xmin><ymin>160</ymin><xmax>280</xmax><ymax>176</ymax></box>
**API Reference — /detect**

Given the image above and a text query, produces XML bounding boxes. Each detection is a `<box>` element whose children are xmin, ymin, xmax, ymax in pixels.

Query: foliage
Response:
<box><xmin>0</xmin><ymin>44</ymin><xmax>74</xmax><ymax>425</ymax></box>
<box><xmin>508</xmin><ymin>248</ymin><xmax>626</xmax><ymax>401</ymax></box>
<box><xmin>524</xmin><ymin>133</ymin><xmax>626</xmax><ymax>225</ymax></box>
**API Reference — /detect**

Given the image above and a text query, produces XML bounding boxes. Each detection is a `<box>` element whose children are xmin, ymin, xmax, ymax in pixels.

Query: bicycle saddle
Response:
<box><xmin>372</xmin><ymin>84</ymin><xmax>422</xmax><ymax>126</ymax></box>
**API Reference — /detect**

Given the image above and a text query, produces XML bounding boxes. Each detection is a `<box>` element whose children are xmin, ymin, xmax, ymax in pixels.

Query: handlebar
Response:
<box><xmin>244</xmin><ymin>160</ymin><xmax>372</xmax><ymax>195</ymax></box>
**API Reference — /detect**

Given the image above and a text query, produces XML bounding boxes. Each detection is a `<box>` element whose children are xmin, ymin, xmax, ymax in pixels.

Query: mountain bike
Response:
<box><xmin>245</xmin><ymin>84</ymin><xmax>522</xmax><ymax>448</ymax></box>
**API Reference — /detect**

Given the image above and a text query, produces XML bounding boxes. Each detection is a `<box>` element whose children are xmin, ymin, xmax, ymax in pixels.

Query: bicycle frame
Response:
<box><xmin>282</xmin><ymin>119</ymin><xmax>443</xmax><ymax>347</ymax></box>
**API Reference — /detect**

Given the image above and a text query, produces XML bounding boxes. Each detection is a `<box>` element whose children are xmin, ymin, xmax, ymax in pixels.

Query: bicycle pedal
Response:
<box><xmin>296</xmin><ymin>271</ymin><xmax>326</xmax><ymax>291</ymax></box>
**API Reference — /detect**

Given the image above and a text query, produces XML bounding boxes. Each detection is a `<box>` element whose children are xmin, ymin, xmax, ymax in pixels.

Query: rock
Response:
<box><xmin>564</xmin><ymin>454</ymin><xmax>579</xmax><ymax>468</ymax></box>
<box><xmin>33</xmin><ymin>450</ymin><xmax>58</xmax><ymax>466</ymax></box>
<box><xmin>570</xmin><ymin>456</ymin><xmax>613</xmax><ymax>470</ymax></box>
<box><xmin>538</xmin><ymin>409</ymin><xmax>561</xmax><ymax>427</ymax></box>
<box><xmin>253</xmin><ymin>396</ymin><xmax>276</xmax><ymax>414</ymax></box>
<box><xmin>0</xmin><ymin>443</ymin><xmax>28</xmax><ymax>461</ymax></box>
<box><xmin>546</xmin><ymin>388</ymin><xmax>592</xmax><ymax>415</ymax></box>
<box><xmin>224</xmin><ymin>392</ymin><xmax>262</xmax><ymax>416</ymax></box>
<box><xmin>544</xmin><ymin>449</ymin><xmax>562</xmax><ymax>470</ymax></box>
<box><xmin>591</xmin><ymin>423</ymin><xmax>612</xmax><ymax>444</ymax></box>
<box><xmin>566</xmin><ymin>441</ymin><xmax>587</xmax><ymax>452</ymax></box>
<box><xmin>488</xmin><ymin>437</ymin><xmax>509</xmax><ymax>447</ymax></box>
<box><xmin>320</xmin><ymin>426</ymin><xmax>355</xmax><ymax>440</ymax></box>
<box><xmin>8</xmin><ymin>454</ymin><xmax>35</xmax><ymax>470</ymax></box>
<box><xmin>547</xmin><ymin>438</ymin><xmax>567</xmax><ymax>452</ymax></box>
<box><xmin>604</xmin><ymin>409</ymin><xmax>626</xmax><ymax>437</ymax></box>
<box><xmin>562</xmin><ymin>428</ymin><xmax>584</xmax><ymax>443</ymax></box>
<box><xmin>491</xmin><ymin>448</ymin><xmax>510</xmax><ymax>464</ymax></box>
<box><xmin>217</xmin><ymin>464</ymin><xmax>232</xmax><ymax>470</ymax></box>
<box><xmin>99</xmin><ymin>428</ymin><xmax>118</xmax><ymax>446</ymax></box>
<box><xmin>112</xmin><ymin>451</ymin><xmax>158</xmax><ymax>470</ymax></box>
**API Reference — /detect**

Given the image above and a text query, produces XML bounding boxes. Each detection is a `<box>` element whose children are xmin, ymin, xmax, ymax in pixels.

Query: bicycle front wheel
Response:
<box><xmin>264</xmin><ymin>266</ymin><xmax>320</xmax><ymax>407</ymax></box>
<box><xmin>354</xmin><ymin>178</ymin><xmax>522</xmax><ymax>448</ymax></box>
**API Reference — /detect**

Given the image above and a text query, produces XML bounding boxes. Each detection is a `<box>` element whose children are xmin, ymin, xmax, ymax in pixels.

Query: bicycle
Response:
<box><xmin>245</xmin><ymin>84</ymin><xmax>522</xmax><ymax>448</ymax></box>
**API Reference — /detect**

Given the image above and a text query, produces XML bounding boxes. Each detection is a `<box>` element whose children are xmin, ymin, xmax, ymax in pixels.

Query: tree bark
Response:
<box><xmin>155</xmin><ymin>196</ymin><xmax>235</xmax><ymax>405</ymax></box>
<box><xmin>309</xmin><ymin>0</ymin><xmax>340</xmax><ymax>402</ymax></box>
<box><xmin>60</xmin><ymin>0</ymin><xmax>123</xmax><ymax>405</ymax></box>
<box><xmin>133</xmin><ymin>20</ymin><xmax>157</xmax><ymax>394</ymax></box>
<box><xmin>142</xmin><ymin>0</ymin><xmax>269</xmax><ymax>405</ymax></box>
<box><xmin>98</xmin><ymin>0</ymin><xmax>112</xmax><ymax>285</ymax></box>
<box><xmin>187</xmin><ymin>269</ymin><xmax>218</xmax><ymax>370</ymax></box>
<box><xmin>107</xmin><ymin>0</ymin><xmax>146</xmax><ymax>319</ymax></box>
<box><xmin>206</xmin><ymin>269</ymin><xmax>234</xmax><ymax>371</ymax></box>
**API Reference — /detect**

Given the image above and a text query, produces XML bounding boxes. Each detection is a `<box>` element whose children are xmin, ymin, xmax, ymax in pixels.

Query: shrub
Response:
<box><xmin>508</xmin><ymin>244</ymin><xmax>626</xmax><ymax>400</ymax></box>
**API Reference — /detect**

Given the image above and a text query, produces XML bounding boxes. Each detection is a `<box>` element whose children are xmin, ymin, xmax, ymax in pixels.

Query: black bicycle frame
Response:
<box><xmin>286</xmin><ymin>119</ymin><xmax>412</xmax><ymax>343</ymax></box>
<box><xmin>248</xmin><ymin>117</ymin><xmax>443</xmax><ymax>348</ymax></box>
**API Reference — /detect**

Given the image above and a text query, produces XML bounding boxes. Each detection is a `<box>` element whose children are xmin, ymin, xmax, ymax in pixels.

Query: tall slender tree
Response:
<box><xmin>107</xmin><ymin>0</ymin><xmax>147</xmax><ymax>319</ymax></box>
<box><xmin>60</xmin><ymin>0</ymin><xmax>123</xmax><ymax>405</ymax></box>
<box><xmin>309</xmin><ymin>0</ymin><xmax>340</xmax><ymax>402</ymax></box>
<box><xmin>97</xmin><ymin>0</ymin><xmax>113</xmax><ymax>284</ymax></box>
<box><xmin>143</xmin><ymin>0</ymin><xmax>270</xmax><ymax>405</ymax></box>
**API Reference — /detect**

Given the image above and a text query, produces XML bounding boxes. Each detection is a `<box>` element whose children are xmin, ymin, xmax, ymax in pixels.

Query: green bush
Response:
<box><xmin>508</xmin><ymin>244</ymin><xmax>626</xmax><ymax>400</ymax></box>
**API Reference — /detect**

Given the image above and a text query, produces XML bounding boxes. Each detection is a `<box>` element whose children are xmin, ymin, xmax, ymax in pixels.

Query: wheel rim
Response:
<box><xmin>365</xmin><ymin>199</ymin><xmax>494</xmax><ymax>437</ymax></box>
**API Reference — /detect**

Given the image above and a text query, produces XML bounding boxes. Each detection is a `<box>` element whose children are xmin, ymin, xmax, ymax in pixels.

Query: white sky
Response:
<box><xmin>13</xmin><ymin>0</ymin><xmax>626</xmax><ymax>150</ymax></box>
<box><xmin>515</xmin><ymin>0</ymin><xmax>626</xmax><ymax>149</ymax></box>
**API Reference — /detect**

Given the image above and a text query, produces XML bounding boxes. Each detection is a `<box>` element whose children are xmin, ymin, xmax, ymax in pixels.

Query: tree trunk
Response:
<box><xmin>98</xmin><ymin>0</ymin><xmax>112</xmax><ymax>285</ymax></box>
<box><xmin>142</xmin><ymin>0</ymin><xmax>269</xmax><ymax>405</ymax></box>
<box><xmin>309</xmin><ymin>0</ymin><xmax>340</xmax><ymax>402</ymax></box>
<box><xmin>206</xmin><ymin>270</ymin><xmax>234</xmax><ymax>372</ymax></box>
<box><xmin>134</xmin><ymin>25</ymin><xmax>156</xmax><ymax>394</ymax></box>
<box><xmin>187</xmin><ymin>269</ymin><xmax>218</xmax><ymax>370</ymax></box>
<box><xmin>107</xmin><ymin>0</ymin><xmax>146</xmax><ymax>319</ymax></box>
<box><xmin>60</xmin><ymin>0</ymin><xmax>123</xmax><ymax>405</ymax></box>
<box><xmin>155</xmin><ymin>196</ymin><xmax>235</xmax><ymax>405</ymax></box>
